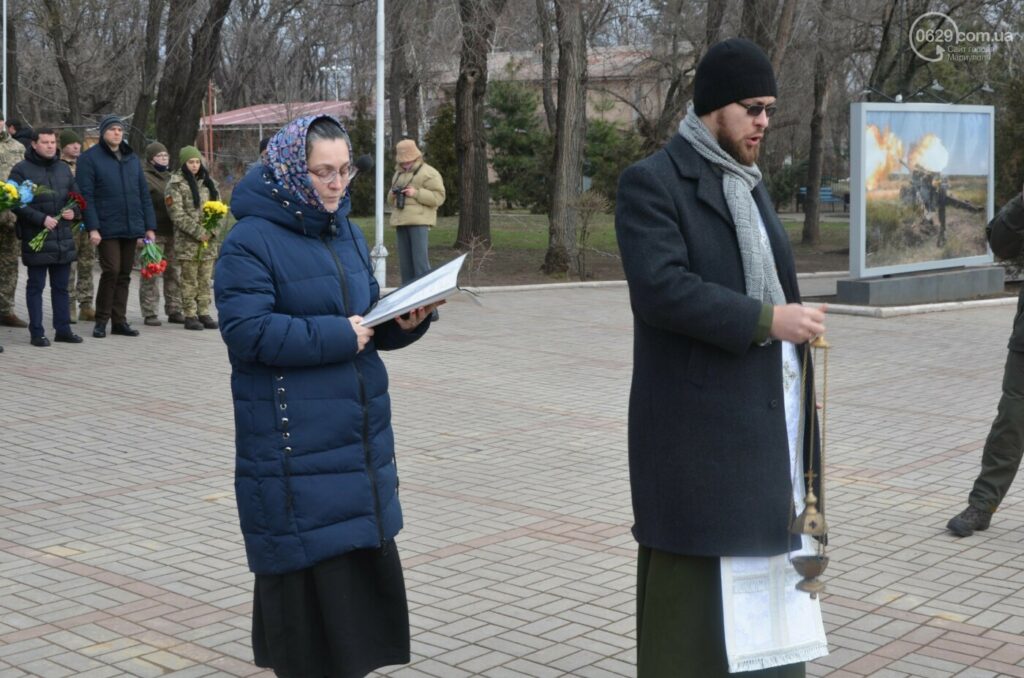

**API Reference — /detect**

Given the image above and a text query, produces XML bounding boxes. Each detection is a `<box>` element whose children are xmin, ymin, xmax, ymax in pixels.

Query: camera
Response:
<box><xmin>391</xmin><ymin>187</ymin><xmax>406</xmax><ymax>209</ymax></box>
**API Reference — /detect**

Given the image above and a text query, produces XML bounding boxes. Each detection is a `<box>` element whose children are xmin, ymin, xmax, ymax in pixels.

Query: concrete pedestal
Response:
<box><xmin>836</xmin><ymin>266</ymin><xmax>1005</xmax><ymax>306</ymax></box>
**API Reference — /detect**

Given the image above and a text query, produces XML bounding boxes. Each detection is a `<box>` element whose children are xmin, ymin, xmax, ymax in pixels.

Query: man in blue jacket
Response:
<box><xmin>76</xmin><ymin>115</ymin><xmax>156</xmax><ymax>337</ymax></box>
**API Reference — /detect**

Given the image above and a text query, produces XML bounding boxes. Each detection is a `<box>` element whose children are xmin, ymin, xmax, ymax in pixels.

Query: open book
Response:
<box><xmin>361</xmin><ymin>253</ymin><xmax>468</xmax><ymax>328</ymax></box>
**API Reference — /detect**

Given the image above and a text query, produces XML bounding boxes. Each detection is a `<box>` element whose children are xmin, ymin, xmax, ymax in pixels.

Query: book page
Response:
<box><xmin>361</xmin><ymin>253</ymin><xmax>467</xmax><ymax>327</ymax></box>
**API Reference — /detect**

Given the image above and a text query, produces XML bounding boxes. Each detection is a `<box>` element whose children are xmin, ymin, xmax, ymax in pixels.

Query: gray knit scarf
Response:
<box><xmin>678</xmin><ymin>106</ymin><xmax>785</xmax><ymax>306</ymax></box>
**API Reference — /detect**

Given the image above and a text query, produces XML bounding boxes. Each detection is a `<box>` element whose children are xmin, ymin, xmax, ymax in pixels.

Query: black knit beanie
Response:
<box><xmin>693</xmin><ymin>38</ymin><xmax>778</xmax><ymax>116</ymax></box>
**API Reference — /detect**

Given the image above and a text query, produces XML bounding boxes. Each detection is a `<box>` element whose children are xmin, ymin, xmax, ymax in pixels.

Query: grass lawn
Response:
<box><xmin>350</xmin><ymin>211</ymin><xmax>850</xmax><ymax>286</ymax></box>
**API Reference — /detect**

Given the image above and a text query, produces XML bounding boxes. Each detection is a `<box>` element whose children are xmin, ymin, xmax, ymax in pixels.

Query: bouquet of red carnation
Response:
<box><xmin>67</xmin><ymin>191</ymin><xmax>87</xmax><ymax>232</ymax></box>
<box><xmin>28</xmin><ymin>191</ymin><xmax>87</xmax><ymax>252</ymax></box>
<box><xmin>139</xmin><ymin>239</ymin><xmax>168</xmax><ymax>280</ymax></box>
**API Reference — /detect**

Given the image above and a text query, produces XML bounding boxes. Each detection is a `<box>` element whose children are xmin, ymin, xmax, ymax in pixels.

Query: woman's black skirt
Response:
<box><xmin>252</xmin><ymin>540</ymin><xmax>410</xmax><ymax>678</ymax></box>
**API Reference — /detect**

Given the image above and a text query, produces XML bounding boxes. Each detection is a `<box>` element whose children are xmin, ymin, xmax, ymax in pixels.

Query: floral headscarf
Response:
<box><xmin>264</xmin><ymin>114</ymin><xmax>350</xmax><ymax>213</ymax></box>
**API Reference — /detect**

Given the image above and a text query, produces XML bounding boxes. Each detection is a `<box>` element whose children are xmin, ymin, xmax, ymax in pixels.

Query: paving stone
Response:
<box><xmin>5</xmin><ymin>283</ymin><xmax>1024</xmax><ymax>676</ymax></box>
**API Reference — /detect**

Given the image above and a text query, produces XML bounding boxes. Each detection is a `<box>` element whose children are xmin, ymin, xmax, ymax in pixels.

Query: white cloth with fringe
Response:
<box><xmin>719</xmin><ymin>214</ymin><xmax>829</xmax><ymax>673</ymax></box>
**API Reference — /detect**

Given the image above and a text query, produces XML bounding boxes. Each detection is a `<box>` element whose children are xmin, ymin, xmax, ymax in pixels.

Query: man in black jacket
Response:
<box><xmin>77</xmin><ymin>114</ymin><xmax>156</xmax><ymax>338</ymax></box>
<box><xmin>948</xmin><ymin>183</ymin><xmax>1024</xmax><ymax>536</ymax></box>
<box><xmin>615</xmin><ymin>39</ymin><xmax>827</xmax><ymax>676</ymax></box>
<box><xmin>9</xmin><ymin>128</ymin><xmax>83</xmax><ymax>345</ymax></box>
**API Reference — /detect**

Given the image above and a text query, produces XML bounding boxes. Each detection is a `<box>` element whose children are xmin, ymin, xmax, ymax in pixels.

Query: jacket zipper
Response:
<box><xmin>321</xmin><ymin>222</ymin><xmax>385</xmax><ymax>549</ymax></box>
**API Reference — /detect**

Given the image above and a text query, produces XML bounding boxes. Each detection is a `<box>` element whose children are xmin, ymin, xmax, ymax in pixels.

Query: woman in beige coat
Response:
<box><xmin>386</xmin><ymin>140</ymin><xmax>445</xmax><ymax>289</ymax></box>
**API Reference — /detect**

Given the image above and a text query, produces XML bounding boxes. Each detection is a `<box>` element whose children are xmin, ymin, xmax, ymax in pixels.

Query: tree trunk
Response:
<box><xmin>40</xmin><ymin>0</ymin><xmax>82</xmax><ymax>125</ymax></box>
<box><xmin>802</xmin><ymin>1</ymin><xmax>832</xmax><ymax>246</ymax></box>
<box><xmin>387</xmin><ymin>0</ymin><xmax>407</xmax><ymax>145</ymax></box>
<box><xmin>705</xmin><ymin>0</ymin><xmax>725</xmax><ymax>47</ymax></box>
<box><xmin>404</xmin><ymin>81</ymin><xmax>420</xmax><ymax>142</ymax></box>
<box><xmin>535</xmin><ymin>0</ymin><xmax>556</xmax><ymax>134</ymax></box>
<box><xmin>129</xmin><ymin>0</ymin><xmax>165</xmax><ymax>151</ymax></box>
<box><xmin>454</xmin><ymin>0</ymin><xmax>507</xmax><ymax>249</ymax></box>
<box><xmin>542</xmin><ymin>0</ymin><xmax>586</xmax><ymax>275</ymax></box>
<box><xmin>770</xmin><ymin>0</ymin><xmax>798</xmax><ymax>75</ymax></box>
<box><xmin>739</xmin><ymin>0</ymin><xmax>773</xmax><ymax>52</ymax></box>
<box><xmin>6</xmin><ymin>15</ymin><xmax>18</xmax><ymax>121</ymax></box>
<box><xmin>154</xmin><ymin>0</ymin><xmax>233</xmax><ymax>165</ymax></box>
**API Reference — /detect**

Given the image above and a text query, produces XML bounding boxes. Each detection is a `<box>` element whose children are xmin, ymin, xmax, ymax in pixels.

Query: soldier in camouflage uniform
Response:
<box><xmin>140</xmin><ymin>142</ymin><xmax>183</xmax><ymax>325</ymax></box>
<box><xmin>59</xmin><ymin>129</ymin><xmax>96</xmax><ymax>323</ymax></box>
<box><xmin>165</xmin><ymin>146</ymin><xmax>219</xmax><ymax>330</ymax></box>
<box><xmin>0</xmin><ymin>114</ymin><xmax>28</xmax><ymax>329</ymax></box>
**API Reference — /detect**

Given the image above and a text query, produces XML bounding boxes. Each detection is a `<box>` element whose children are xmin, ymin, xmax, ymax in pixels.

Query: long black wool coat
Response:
<box><xmin>615</xmin><ymin>134</ymin><xmax>822</xmax><ymax>558</ymax></box>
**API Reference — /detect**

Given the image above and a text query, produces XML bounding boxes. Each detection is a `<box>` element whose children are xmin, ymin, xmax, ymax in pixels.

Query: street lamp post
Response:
<box><xmin>3</xmin><ymin>0</ymin><xmax>7</xmax><ymax>118</ymax></box>
<box><xmin>371</xmin><ymin>0</ymin><xmax>387</xmax><ymax>287</ymax></box>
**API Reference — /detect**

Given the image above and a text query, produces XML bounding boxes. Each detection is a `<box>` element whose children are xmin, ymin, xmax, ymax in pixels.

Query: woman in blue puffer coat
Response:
<box><xmin>214</xmin><ymin>115</ymin><xmax>438</xmax><ymax>678</ymax></box>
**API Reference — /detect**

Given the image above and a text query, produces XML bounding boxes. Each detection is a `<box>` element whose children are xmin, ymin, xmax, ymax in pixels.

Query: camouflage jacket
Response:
<box><xmin>165</xmin><ymin>171</ymin><xmax>219</xmax><ymax>260</ymax></box>
<box><xmin>0</xmin><ymin>132</ymin><xmax>26</xmax><ymax>225</ymax></box>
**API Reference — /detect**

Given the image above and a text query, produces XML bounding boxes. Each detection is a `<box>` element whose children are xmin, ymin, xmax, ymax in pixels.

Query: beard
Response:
<box><xmin>717</xmin><ymin>130</ymin><xmax>760</xmax><ymax>166</ymax></box>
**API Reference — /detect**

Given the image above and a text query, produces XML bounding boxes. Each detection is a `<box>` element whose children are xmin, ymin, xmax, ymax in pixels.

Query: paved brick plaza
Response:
<box><xmin>2</xmin><ymin>274</ymin><xmax>1024</xmax><ymax>677</ymax></box>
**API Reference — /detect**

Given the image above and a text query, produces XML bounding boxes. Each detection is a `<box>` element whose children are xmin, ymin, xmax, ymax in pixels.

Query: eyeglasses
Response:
<box><xmin>309</xmin><ymin>165</ymin><xmax>358</xmax><ymax>185</ymax></box>
<box><xmin>736</xmin><ymin>102</ymin><xmax>778</xmax><ymax>118</ymax></box>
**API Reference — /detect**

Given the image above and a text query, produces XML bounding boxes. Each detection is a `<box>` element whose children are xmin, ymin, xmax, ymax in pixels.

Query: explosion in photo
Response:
<box><xmin>857</xmin><ymin>107</ymin><xmax>992</xmax><ymax>272</ymax></box>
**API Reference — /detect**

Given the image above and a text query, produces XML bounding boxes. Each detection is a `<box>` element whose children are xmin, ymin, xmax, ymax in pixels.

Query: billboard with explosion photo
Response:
<box><xmin>849</xmin><ymin>103</ymin><xmax>994</xmax><ymax>278</ymax></box>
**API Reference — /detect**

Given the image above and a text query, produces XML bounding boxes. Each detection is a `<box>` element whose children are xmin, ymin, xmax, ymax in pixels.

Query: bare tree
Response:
<box><xmin>155</xmin><ymin>0</ymin><xmax>234</xmax><ymax>160</ymax></box>
<box><xmin>535</xmin><ymin>0</ymin><xmax>556</xmax><ymax>133</ymax></box>
<box><xmin>802</xmin><ymin>0</ymin><xmax>833</xmax><ymax>246</ymax></box>
<box><xmin>388</xmin><ymin>0</ymin><xmax>411</xmax><ymax>144</ymax></box>
<box><xmin>39</xmin><ymin>0</ymin><xmax>83</xmax><ymax>124</ymax></box>
<box><xmin>542</xmin><ymin>0</ymin><xmax>587</xmax><ymax>274</ymax></box>
<box><xmin>454</xmin><ymin>0</ymin><xmax>509</xmax><ymax>248</ymax></box>
<box><xmin>602</xmin><ymin>0</ymin><xmax>723</xmax><ymax>152</ymax></box>
<box><xmin>5</xmin><ymin>15</ymin><xmax>17</xmax><ymax>119</ymax></box>
<box><xmin>739</xmin><ymin>0</ymin><xmax>773</xmax><ymax>50</ymax></box>
<box><xmin>129</xmin><ymin>0</ymin><xmax>166</xmax><ymax>150</ymax></box>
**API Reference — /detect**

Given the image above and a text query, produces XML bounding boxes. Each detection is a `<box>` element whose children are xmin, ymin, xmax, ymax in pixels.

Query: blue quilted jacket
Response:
<box><xmin>76</xmin><ymin>140</ymin><xmax>155</xmax><ymax>239</ymax></box>
<box><xmin>215</xmin><ymin>165</ymin><xmax>428</xmax><ymax>575</ymax></box>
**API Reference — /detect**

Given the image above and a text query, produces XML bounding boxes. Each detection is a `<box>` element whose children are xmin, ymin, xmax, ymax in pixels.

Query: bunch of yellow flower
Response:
<box><xmin>198</xmin><ymin>200</ymin><xmax>229</xmax><ymax>255</ymax></box>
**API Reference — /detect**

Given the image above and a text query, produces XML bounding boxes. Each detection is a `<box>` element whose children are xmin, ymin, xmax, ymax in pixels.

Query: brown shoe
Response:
<box><xmin>1</xmin><ymin>313</ymin><xmax>27</xmax><ymax>328</ymax></box>
<box><xmin>184</xmin><ymin>316</ymin><xmax>204</xmax><ymax>330</ymax></box>
<box><xmin>198</xmin><ymin>315</ymin><xmax>219</xmax><ymax>329</ymax></box>
<box><xmin>79</xmin><ymin>306</ymin><xmax>95</xmax><ymax>322</ymax></box>
<box><xmin>144</xmin><ymin>316</ymin><xmax>162</xmax><ymax>326</ymax></box>
<box><xmin>167</xmin><ymin>312</ymin><xmax>186</xmax><ymax>324</ymax></box>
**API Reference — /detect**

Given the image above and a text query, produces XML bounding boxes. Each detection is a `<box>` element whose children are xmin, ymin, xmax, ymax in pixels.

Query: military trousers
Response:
<box><xmin>68</xmin><ymin>227</ymin><xmax>96</xmax><ymax>307</ymax></box>
<box><xmin>969</xmin><ymin>349</ymin><xmax>1024</xmax><ymax>511</ymax></box>
<box><xmin>0</xmin><ymin>221</ymin><xmax>19</xmax><ymax>315</ymax></box>
<box><xmin>178</xmin><ymin>255</ymin><xmax>214</xmax><ymax>318</ymax></box>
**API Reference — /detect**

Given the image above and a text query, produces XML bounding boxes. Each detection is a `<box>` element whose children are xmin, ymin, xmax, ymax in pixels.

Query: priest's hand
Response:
<box><xmin>771</xmin><ymin>303</ymin><xmax>826</xmax><ymax>344</ymax></box>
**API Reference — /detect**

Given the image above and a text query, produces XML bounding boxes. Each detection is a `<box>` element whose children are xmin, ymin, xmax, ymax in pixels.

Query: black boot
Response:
<box><xmin>947</xmin><ymin>505</ymin><xmax>993</xmax><ymax>537</ymax></box>
<box><xmin>111</xmin><ymin>322</ymin><xmax>140</xmax><ymax>336</ymax></box>
<box><xmin>198</xmin><ymin>314</ymin><xmax>219</xmax><ymax>329</ymax></box>
<box><xmin>93</xmin><ymin>323</ymin><xmax>107</xmax><ymax>338</ymax></box>
<box><xmin>184</xmin><ymin>316</ymin><xmax>204</xmax><ymax>330</ymax></box>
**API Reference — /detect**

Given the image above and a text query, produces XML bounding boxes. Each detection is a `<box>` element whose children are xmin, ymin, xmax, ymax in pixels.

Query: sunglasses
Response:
<box><xmin>737</xmin><ymin>102</ymin><xmax>778</xmax><ymax>118</ymax></box>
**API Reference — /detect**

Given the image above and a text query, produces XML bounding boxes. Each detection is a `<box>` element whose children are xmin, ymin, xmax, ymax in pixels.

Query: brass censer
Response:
<box><xmin>790</xmin><ymin>335</ymin><xmax>831</xmax><ymax>599</ymax></box>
